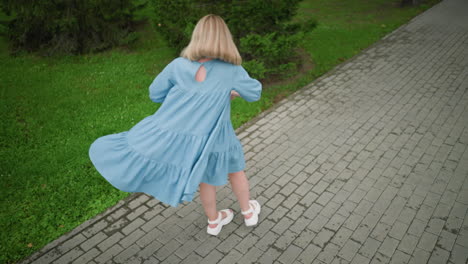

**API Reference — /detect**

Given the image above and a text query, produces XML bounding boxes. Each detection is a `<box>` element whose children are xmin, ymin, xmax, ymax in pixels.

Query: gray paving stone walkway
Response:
<box><xmin>20</xmin><ymin>0</ymin><xmax>468</xmax><ymax>263</ymax></box>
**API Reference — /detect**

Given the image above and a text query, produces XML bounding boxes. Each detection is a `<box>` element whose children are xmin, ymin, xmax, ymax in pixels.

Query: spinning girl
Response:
<box><xmin>89</xmin><ymin>14</ymin><xmax>262</xmax><ymax>236</ymax></box>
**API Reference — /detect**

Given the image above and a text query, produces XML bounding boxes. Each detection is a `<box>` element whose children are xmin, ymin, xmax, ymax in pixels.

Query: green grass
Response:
<box><xmin>297</xmin><ymin>0</ymin><xmax>441</xmax><ymax>78</ymax></box>
<box><xmin>0</xmin><ymin>0</ymin><xmax>440</xmax><ymax>263</ymax></box>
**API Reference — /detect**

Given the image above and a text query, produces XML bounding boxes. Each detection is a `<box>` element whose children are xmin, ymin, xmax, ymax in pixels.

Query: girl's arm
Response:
<box><xmin>149</xmin><ymin>60</ymin><xmax>175</xmax><ymax>103</ymax></box>
<box><xmin>232</xmin><ymin>65</ymin><xmax>262</xmax><ymax>102</ymax></box>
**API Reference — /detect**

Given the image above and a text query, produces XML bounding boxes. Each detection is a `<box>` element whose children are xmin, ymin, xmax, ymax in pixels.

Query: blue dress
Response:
<box><xmin>89</xmin><ymin>57</ymin><xmax>262</xmax><ymax>207</ymax></box>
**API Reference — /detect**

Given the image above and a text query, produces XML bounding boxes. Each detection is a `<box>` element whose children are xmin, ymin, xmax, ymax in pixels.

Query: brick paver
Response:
<box><xmin>19</xmin><ymin>0</ymin><xmax>468</xmax><ymax>263</ymax></box>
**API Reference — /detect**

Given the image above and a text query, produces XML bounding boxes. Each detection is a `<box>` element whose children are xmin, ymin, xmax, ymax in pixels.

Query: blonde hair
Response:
<box><xmin>180</xmin><ymin>14</ymin><xmax>242</xmax><ymax>65</ymax></box>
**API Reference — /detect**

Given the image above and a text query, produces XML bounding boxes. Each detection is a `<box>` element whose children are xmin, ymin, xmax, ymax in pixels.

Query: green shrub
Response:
<box><xmin>152</xmin><ymin>0</ymin><xmax>195</xmax><ymax>51</ymax></box>
<box><xmin>242</xmin><ymin>59</ymin><xmax>267</xmax><ymax>79</ymax></box>
<box><xmin>151</xmin><ymin>0</ymin><xmax>317</xmax><ymax>80</ymax></box>
<box><xmin>0</xmin><ymin>0</ymin><xmax>143</xmax><ymax>55</ymax></box>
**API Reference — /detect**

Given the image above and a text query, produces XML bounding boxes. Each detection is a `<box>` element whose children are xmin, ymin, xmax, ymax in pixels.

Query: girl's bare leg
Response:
<box><xmin>199</xmin><ymin>182</ymin><xmax>228</xmax><ymax>228</ymax></box>
<box><xmin>228</xmin><ymin>170</ymin><xmax>254</xmax><ymax>219</ymax></box>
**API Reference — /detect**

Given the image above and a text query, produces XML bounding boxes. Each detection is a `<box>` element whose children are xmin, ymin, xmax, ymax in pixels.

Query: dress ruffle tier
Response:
<box><xmin>89</xmin><ymin>118</ymin><xmax>245</xmax><ymax>207</ymax></box>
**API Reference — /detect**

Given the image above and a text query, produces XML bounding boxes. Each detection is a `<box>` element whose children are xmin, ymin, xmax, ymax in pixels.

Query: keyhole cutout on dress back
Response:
<box><xmin>195</xmin><ymin>65</ymin><xmax>207</xmax><ymax>82</ymax></box>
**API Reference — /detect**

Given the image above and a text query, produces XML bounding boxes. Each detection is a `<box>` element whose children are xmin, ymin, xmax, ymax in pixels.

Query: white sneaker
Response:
<box><xmin>207</xmin><ymin>209</ymin><xmax>234</xmax><ymax>236</ymax></box>
<box><xmin>241</xmin><ymin>200</ymin><xmax>261</xmax><ymax>227</ymax></box>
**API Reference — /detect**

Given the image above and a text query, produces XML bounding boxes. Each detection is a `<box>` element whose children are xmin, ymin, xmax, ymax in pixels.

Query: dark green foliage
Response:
<box><xmin>401</xmin><ymin>0</ymin><xmax>423</xmax><ymax>6</ymax></box>
<box><xmin>151</xmin><ymin>0</ymin><xmax>195</xmax><ymax>51</ymax></box>
<box><xmin>151</xmin><ymin>0</ymin><xmax>317</xmax><ymax>80</ymax></box>
<box><xmin>0</xmin><ymin>0</ymin><xmax>143</xmax><ymax>55</ymax></box>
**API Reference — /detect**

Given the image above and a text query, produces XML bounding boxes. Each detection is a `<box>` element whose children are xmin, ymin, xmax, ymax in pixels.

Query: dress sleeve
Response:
<box><xmin>149</xmin><ymin>60</ymin><xmax>176</xmax><ymax>103</ymax></box>
<box><xmin>232</xmin><ymin>65</ymin><xmax>262</xmax><ymax>102</ymax></box>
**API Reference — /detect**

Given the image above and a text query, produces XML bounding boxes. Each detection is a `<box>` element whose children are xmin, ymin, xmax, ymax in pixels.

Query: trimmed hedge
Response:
<box><xmin>0</xmin><ymin>0</ymin><xmax>142</xmax><ymax>55</ymax></box>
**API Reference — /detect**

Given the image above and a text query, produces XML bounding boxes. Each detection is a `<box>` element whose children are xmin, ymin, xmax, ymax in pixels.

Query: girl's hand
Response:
<box><xmin>230</xmin><ymin>90</ymin><xmax>240</xmax><ymax>100</ymax></box>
